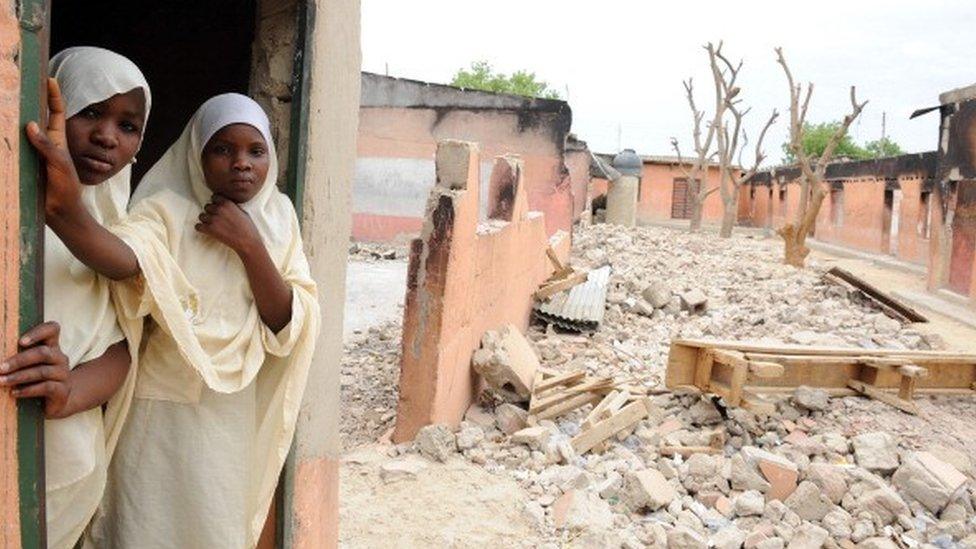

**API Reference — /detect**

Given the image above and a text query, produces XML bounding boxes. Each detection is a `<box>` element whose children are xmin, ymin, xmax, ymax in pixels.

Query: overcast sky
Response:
<box><xmin>362</xmin><ymin>0</ymin><xmax>975</xmax><ymax>164</ymax></box>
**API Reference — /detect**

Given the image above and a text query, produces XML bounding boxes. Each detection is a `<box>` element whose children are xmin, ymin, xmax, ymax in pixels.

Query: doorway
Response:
<box><xmin>882</xmin><ymin>186</ymin><xmax>902</xmax><ymax>256</ymax></box>
<box><xmin>16</xmin><ymin>1</ymin><xmax>312</xmax><ymax>546</ymax></box>
<box><xmin>51</xmin><ymin>0</ymin><xmax>258</xmax><ymax>182</ymax></box>
<box><xmin>671</xmin><ymin>177</ymin><xmax>694</xmax><ymax>219</ymax></box>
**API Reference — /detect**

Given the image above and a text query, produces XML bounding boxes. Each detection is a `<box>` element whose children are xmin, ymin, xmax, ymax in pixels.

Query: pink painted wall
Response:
<box><xmin>355</xmin><ymin>105</ymin><xmax>572</xmax><ymax>242</ymax></box>
<box><xmin>565</xmin><ymin>148</ymin><xmax>590</xmax><ymax>222</ymax></box>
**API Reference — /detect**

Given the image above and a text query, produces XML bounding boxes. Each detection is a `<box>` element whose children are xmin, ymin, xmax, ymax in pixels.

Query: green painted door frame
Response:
<box><xmin>278</xmin><ymin>1</ymin><xmax>314</xmax><ymax>547</ymax></box>
<box><xmin>17</xmin><ymin>0</ymin><xmax>50</xmax><ymax>547</ymax></box>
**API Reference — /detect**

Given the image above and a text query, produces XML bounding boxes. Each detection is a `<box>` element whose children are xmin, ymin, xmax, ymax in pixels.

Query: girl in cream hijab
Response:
<box><xmin>2</xmin><ymin>46</ymin><xmax>149</xmax><ymax>549</ymax></box>
<box><xmin>29</xmin><ymin>91</ymin><xmax>320</xmax><ymax>548</ymax></box>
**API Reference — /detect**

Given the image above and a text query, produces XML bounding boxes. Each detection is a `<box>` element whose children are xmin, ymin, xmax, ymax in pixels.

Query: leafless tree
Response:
<box><xmin>713</xmin><ymin>52</ymin><xmax>778</xmax><ymax>238</ymax></box>
<box><xmin>775</xmin><ymin>47</ymin><xmax>867</xmax><ymax>267</ymax></box>
<box><xmin>671</xmin><ymin>42</ymin><xmax>727</xmax><ymax>233</ymax></box>
<box><xmin>673</xmin><ymin>42</ymin><xmax>776</xmax><ymax>236</ymax></box>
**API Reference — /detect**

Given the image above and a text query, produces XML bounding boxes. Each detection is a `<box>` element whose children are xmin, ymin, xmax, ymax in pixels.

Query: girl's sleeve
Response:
<box><xmin>108</xmin><ymin>196</ymin><xmax>198</xmax><ymax>323</ymax></box>
<box><xmin>261</xmin><ymin>214</ymin><xmax>318</xmax><ymax>358</ymax></box>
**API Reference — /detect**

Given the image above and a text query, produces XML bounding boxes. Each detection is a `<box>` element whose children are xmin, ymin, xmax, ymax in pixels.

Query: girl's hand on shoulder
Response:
<box><xmin>195</xmin><ymin>194</ymin><xmax>263</xmax><ymax>256</ymax></box>
<box><xmin>0</xmin><ymin>322</ymin><xmax>74</xmax><ymax>419</ymax></box>
<box><xmin>25</xmin><ymin>78</ymin><xmax>83</xmax><ymax>218</ymax></box>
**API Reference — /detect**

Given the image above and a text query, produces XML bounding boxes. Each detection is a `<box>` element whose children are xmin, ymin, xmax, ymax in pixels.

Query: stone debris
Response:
<box><xmin>792</xmin><ymin>385</ymin><xmax>829</xmax><ymax>412</ymax></box>
<box><xmin>414</xmin><ymin>423</ymin><xmax>457</xmax><ymax>462</ymax></box>
<box><xmin>852</xmin><ymin>431</ymin><xmax>900</xmax><ymax>473</ymax></box>
<box><xmin>340</xmin><ymin>224</ymin><xmax>976</xmax><ymax>547</ymax></box>
<box><xmin>891</xmin><ymin>451</ymin><xmax>968</xmax><ymax>513</ymax></box>
<box><xmin>380</xmin><ymin>455</ymin><xmax>429</xmax><ymax>482</ymax></box>
<box><xmin>471</xmin><ymin>324</ymin><xmax>540</xmax><ymax>402</ymax></box>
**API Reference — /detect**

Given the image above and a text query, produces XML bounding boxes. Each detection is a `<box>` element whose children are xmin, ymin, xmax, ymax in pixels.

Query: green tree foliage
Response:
<box><xmin>781</xmin><ymin>121</ymin><xmax>904</xmax><ymax>163</ymax></box>
<box><xmin>864</xmin><ymin>137</ymin><xmax>904</xmax><ymax>158</ymax></box>
<box><xmin>450</xmin><ymin>61</ymin><xmax>560</xmax><ymax>100</ymax></box>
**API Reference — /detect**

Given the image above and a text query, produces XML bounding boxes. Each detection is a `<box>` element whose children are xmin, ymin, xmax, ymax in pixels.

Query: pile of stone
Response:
<box><xmin>347</xmin><ymin>241</ymin><xmax>408</xmax><ymax>262</ymax></box>
<box><xmin>339</xmin><ymin>321</ymin><xmax>402</xmax><ymax>447</ymax></box>
<box><xmin>391</xmin><ymin>384</ymin><xmax>975</xmax><ymax>548</ymax></box>
<box><xmin>343</xmin><ymin>224</ymin><xmax>976</xmax><ymax>547</ymax></box>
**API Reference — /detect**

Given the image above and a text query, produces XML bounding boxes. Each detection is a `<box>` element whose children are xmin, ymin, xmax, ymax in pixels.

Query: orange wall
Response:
<box><xmin>565</xmin><ymin>149</ymin><xmax>590</xmax><ymax>222</ymax></box>
<box><xmin>739</xmin><ymin>172</ymin><xmax>934</xmax><ymax>266</ymax></box>
<box><xmin>636</xmin><ymin>163</ymin><xmax>725</xmax><ymax>223</ymax></box>
<box><xmin>394</xmin><ymin>142</ymin><xmax>569</xmax><ymax>442</ymax></box>
<box><xmin>356</xmin><ymin>107</ymin><xmax>571</xmax><ymax>241</ymax></box>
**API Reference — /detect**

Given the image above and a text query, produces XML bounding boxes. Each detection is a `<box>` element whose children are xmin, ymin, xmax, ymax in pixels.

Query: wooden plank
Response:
<box><xmin>824</xmin><ymin>267</ymin><xmax>928</xmax><ymax>323</ymax></box>
<box><xmin>534</xmin><ymin>270</ymin><xmax>589</xmax><ymax>300</ymax></box>
<box><xmin>726</xmin><ymin>362</ymin><xmax>748</xmax><ymax>406</ymax></box>
<box><xmin>546</xmin><ymin>245</ymin><xmax>566</xmax><ymax>272</ymax></box>
<box><xmin>899</xmin><ymin>375</ymin><xmax>918</xmax><ymax>401</ymax></box>
<box><xmin>533</xmin><ymin>370</ymin><xmax>585</xmax><ymax>393</ymax></box>
<box><xmin>529</xmin><ymin>377</ymin><xmax>613</xmax><ymax>414</ymax></box>
<box><xmin>748</xmin><ymin>361</ymin><xmax>785</xmax><ymax>378</ymax></box>
<box><xmin>583</xmin><ymin>391</ymin><xmax>618</xmax><ymax>428</ymax></box>
<box><xmin>848</xmin><ymin>380</ymin><xmax>919</xmax><ymax>415</ymax></box>
<box><xmin>676</xmin><ymin>339</ymin><xmax>976</xmax><ymax>359</ymax></box>
<box><xmin>533</xmin><ymin>392</ymin><xmax>603</xmax><ymax>421</ymax></box>
<box><xmin>571</xmin><ymin>399</ymin><xmax>650</xmax><ymax>454</ymax></box>
<box><xmin>693</xmin><ymin>349</ymin><xmax>715</xmax><ymax>391</ymax></box>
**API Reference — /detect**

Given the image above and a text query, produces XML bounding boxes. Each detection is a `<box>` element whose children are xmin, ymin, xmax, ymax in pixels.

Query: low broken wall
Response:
<box><xmin>393</xmin><ymin>140</ymin><xmax>569</xmax><ymax>442</ymax></box>
<box><xmin>354</xmin><ymin>73</ymin><xmax>573</xmax><ymax>242</ymax></box>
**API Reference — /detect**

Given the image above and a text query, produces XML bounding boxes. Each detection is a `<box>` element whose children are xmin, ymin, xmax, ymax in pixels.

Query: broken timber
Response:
<box><xmin>667</xmin><ymin>339</ymin><xmax>976</xmax><ymax>414</ymax></box>
<box><xmin>823</xmin><ymin>267</ymin><xmax>928</xmax><ymax>323</ymax></box>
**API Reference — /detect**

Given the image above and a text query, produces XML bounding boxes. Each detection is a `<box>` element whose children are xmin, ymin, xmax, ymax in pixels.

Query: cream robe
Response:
<box><xmin>43</xmin><ymin>47</ymin><xmax>150</xmax><ymax>549</ymax></box>
<box><xmin>88</xmin><ymin>94</ymin><xmax>320</xmax><ymax>548</ymax></box>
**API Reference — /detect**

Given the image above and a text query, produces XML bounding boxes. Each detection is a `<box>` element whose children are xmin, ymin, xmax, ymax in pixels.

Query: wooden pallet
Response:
<box><xmin>666</xmin><ymin>339</ymin><xmax>976</xmax><ymax>415</ymax></box>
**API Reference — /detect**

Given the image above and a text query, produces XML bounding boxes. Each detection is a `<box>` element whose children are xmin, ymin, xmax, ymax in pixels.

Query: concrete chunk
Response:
<box><xmin>891</xmin><ymin>451</ymin><xmax>968</xmax><ymax>513</ymax></box>
<box><xmin>621</xmin><ymin>468</ymin><xmax>676</xmax><ymax>511</ymax></box>
<box><xmin>471</xmin><ymin>325</ymin><xmax>539</xmax><ymax>402</ymax></box>
<box><xmin>851</xmin><ymin>432</ymin><xmax>899</xmax><ymax>473</ymax></box>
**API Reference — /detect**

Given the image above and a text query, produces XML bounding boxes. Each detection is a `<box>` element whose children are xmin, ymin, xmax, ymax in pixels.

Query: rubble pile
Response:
<box><xmin>347</xmin><ymin>241</ymin><xmax>409</xmax><ymax>262</ymax></box>
<box><xmin>342</xmin><ymin>224</ymin><xmax>976</xmax><ymax>547</ymax></box>
<box><xmin>340</xmin><ymin>321</ymin><xmax>402</xmax><ymax>446</ymax></box>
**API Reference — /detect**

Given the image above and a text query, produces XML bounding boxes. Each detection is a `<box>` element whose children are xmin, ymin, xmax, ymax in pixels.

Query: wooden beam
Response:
<box><xmin>534</xmin><ymin>270</ymin><xmax>589</xmax><ymax>301</ymax></box>
<box><xmin>529</xmin><ymin>377</ymin><xmax>613</xmax><ymax>415</ymax></box>
<box><xmin>533</xmin><ymin>392</ymin><xmax>603</xmax><ymax>421</ymax></box>
<box><xmin>823</xmin><ymin>267</ymin><xmax>928</xmax><ymax>323</ymax></box>
<box><xmin>571</xmin><ymin>399</ymin><xmax>650</xmax><ymax>455</ymax></box>
<box><xmin>532</xmin><ymin>370</ymin><xmax>585</xmax><ymax>393</ymax></box>
<box><xmin>848</xmin><ymin>380</ymin><xmax>919</xmax><ymax>415</ymax></box>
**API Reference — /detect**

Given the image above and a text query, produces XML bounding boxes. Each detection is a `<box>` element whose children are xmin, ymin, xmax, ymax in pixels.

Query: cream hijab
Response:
<box><xmin>44</xmin><ymin>46</ymin><xmax>150</xmax><ymax>549</ymax></box>
<box><xmin>110</xmin><ymin>93</ymin><xmax>319</xmax><ymax>543</ymax></box>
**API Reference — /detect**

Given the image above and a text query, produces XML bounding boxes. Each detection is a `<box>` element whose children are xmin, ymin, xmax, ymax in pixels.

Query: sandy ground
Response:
<box><xmin>339</xmin><ymin>445</ymin><xmax>548</xmax><ymax>548</ymax></box>
<box><xmin>343</xmin><ymin>260</ymin><xmax>408</xmax><ymax>340</ymax></box>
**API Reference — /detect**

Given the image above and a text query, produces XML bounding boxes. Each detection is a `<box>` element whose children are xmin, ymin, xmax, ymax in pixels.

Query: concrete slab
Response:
<box><xmin>343</xmin><ymin>260</ymin><xmax>408</xmax><ymax>340</ymax></box>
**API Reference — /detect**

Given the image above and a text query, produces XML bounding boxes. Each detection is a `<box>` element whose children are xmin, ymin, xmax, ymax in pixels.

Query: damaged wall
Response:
<box><xmin>565</xmin><ymin>135</ymin><xmax>592</xmax><ymax>223</ymax></box>
<box><xmin>393</xmin><ymin>140</ymin><xmax>570</xmax><ymax>442</ymax></box>
<box><xmin>928</xmin><ymin>86</ymin><xmax>976</xmax><ymax>299</ymax></box>
<box><xmin>354</xmin><ymin>73</ymin><xmax>574</xmax><ymax>242</ymax></box>
<box><xmin>744</xmin><ymin>153</ymin><xmax>938</xmax><ymax>267</ymax></box>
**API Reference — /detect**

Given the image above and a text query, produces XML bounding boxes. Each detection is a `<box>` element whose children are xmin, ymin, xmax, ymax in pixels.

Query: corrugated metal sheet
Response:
<box><xmin>533</xmin><ymin>266</ymin><xmax>611</xmax><ymax>332</ymax></box>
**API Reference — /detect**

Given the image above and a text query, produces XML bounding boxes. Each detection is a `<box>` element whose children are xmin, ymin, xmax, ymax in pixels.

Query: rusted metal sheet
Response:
<box><xmin>534</xmin><ymin>266</ymin><xmax>611</xmax><ymax>332</ymax></box>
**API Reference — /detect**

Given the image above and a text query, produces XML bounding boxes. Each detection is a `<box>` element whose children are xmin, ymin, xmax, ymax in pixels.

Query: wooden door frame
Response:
<box><xmin>276</xmin><ymin>1</ymin><xmax>314</xmax><ymax>547</ymax></box>
<box><xmin>16</xmin><ymin>0</ymin><xmax>51</xmax><ymax>547</ymax></box>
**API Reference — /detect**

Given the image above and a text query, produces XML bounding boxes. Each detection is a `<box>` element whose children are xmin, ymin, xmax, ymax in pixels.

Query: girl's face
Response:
<box><xmin>201</xmin><ymin>123</ymin><xmax>270</xmax><ymax>203</ymax></box>
<box><xmin>65</xmin><ymin>88</ymin><xmax>146</xmax><ymax>186</ymax></box>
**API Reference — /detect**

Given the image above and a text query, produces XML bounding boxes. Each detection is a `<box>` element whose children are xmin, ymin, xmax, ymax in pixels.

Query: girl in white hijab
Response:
<box><xmin>2</xmin><ymin>46</ymin><xmax>149</xmax><ymax>549</ymax></box>
<box><xmin>29</xmin><ymin>91</ymin><xmax>320</xmax><ymax>548</ymax></box>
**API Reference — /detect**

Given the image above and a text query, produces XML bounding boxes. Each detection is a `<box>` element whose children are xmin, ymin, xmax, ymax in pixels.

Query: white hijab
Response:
<box><xmin>44</xmin><ymin>46</ymin><xmax>150</xmax><ymax>549</ymax></box>
<box><xmin>108</xmin><ymin>93</ymin><xmax>319</xmax><ymax>544</ymax></box>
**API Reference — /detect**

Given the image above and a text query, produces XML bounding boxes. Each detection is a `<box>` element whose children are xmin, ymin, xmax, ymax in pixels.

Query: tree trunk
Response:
<box><xmin>777</xmin><ymin>222</ymin><xmax>810</xmax><ymax>267</ymax></box>
<box><xmin>719</xmin><ymin>194</ymin><xmax>737</xmax><ymax>238</ymax></box>
<box><xmin>689</xmin><ymin>196</ymin><xmax>704</xmax><ymax>232</ymax></box>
